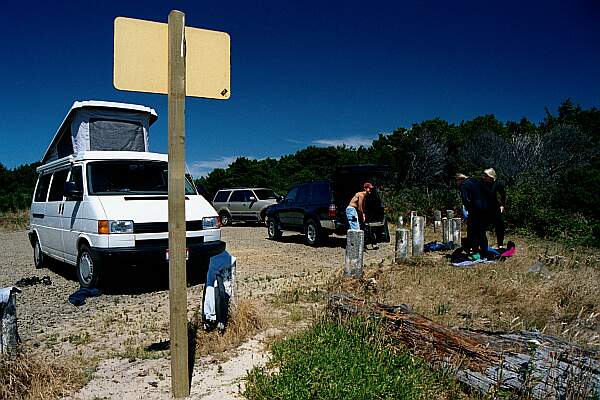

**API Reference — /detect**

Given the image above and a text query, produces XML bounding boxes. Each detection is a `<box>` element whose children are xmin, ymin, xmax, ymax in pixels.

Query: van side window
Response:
<box><xmin>214</xmin><ymin>190</ymin><xmax>231</xmax><ymax>202</ymax></box>
<box><xmin>48</xmin><ymin>169</ymin><xmax>69</xmax><ymax>202</ymax></box>
<box><xmin>69</xmin><ymin>166</ymin><xmax>84</xmax><ymax>192</ymax></box>
<box><xmin>34</xmin><ymin>174</ymin><xmax>52</xmax><ymax>202</ymax></box>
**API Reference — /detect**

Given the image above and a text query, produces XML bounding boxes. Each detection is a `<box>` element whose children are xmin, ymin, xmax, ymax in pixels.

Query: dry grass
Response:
<box><xmin>333</xmin><ymin>231</ymin><xmax>600</xmax><ymax>350</ymax></box>
<box><xmin>0</xmin><ymin>349</ymin><xmax>93</xmax><ymax>400</ymax></box>
<box><xmin>194</xmin><ymin>299</ymin><xmax>264</xmax><ymax>358</ymax></box>
<box><xmin>0</xmin><ymin>210</ymin><xmax>29</xmax><ymax>232</ymax></box>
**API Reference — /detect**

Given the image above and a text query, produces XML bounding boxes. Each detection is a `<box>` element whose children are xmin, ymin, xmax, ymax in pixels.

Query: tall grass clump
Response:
<box><xmin>0</xmin><ymin>210</ymin><xmax>29</xmax><ymax>232</ymax></box>
<box><xmin>195</xmin><ymin>299</ymin><xmax>264</xmax><ymax>357</ymax></box>
<box><xmin>244</xmin><ymin>318</ymin><xmax>462</xmax><ymax>400</ymax></box>
<box><xmin>0</xmin><ymin>350</ymin><xmax>90</xmax><ymax>400</ymax></box>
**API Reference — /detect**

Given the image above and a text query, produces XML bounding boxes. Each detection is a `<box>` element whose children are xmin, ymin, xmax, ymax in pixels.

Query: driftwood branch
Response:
<box><xmin>328</xmin><ymin>293</ymin><xmax>600</xmax><ymax>399</ymax></box>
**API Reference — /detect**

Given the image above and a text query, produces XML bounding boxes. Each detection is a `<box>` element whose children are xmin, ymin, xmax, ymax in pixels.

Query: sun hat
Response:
<box><xmin>483</xmin><ymin>168</ymin><xmax>497</xmax><ymax>181</ymax></box>
<box><xmin>455</xmin><ymin>173</ymin><xmax>468</xmax><ymax>179</ymax></box>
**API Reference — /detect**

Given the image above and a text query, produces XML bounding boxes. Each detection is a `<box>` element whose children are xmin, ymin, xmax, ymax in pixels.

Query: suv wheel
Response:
<box><xmin>77</xmin><ymin>244</ymin><xmax>101</xmax><ymax>288</ymax></box>
<box><xmin>305</xmin><ymin>219</ymin><xmax>321</xmax><ymax>246</ymax></box>
<box><xmin>267</xmin><ymin>218</ymin><xmax>282</xmax><ymax>240</ymax></box>
<box><xmin>219</xmin><ymin>211</ymin><xmax>231</xmax><ymax>226</ymax></box>
<box><xmin>33</xmin><ymin>236</ymin><xmax>46</xmax><ymax>269</ymax></box>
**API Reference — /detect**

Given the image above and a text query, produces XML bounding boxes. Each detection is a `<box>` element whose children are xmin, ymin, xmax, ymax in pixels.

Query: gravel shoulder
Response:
<box><xmin>0</xmin><ymin>225</ymin><xmax>393</xmax><ymax>399</ymax></box>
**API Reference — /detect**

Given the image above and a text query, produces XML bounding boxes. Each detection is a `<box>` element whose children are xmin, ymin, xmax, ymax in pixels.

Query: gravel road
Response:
<box><xmin>0</xmin><ymin>225</ymin><xmax>394</xmax><ymax>399</ymax></box>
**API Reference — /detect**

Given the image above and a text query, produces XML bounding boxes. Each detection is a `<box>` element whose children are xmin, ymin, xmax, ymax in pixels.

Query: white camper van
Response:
<box><xmin>29</xmin><ymin>101</ymin><xmax>225</xmax><ymax>288</ymax></box>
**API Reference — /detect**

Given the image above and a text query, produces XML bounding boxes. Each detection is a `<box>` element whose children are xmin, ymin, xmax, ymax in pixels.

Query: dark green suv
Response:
<box><xmin>265</xmin><ymin>166</ymin><xmax>390</xmax><ymax>246</ymax></box>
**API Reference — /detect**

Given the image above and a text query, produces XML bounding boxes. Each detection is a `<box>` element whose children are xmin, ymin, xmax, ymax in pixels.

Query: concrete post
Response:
<box><xmin>344</xmin><ymin>229</ymin><xmax>364</xmax><ymax>277</ymax></box>
<box><xmin>452</xmin><ymin>218</ymin><xmax>462</xmax><ymax>248</ymax></box>
<box><xmin>442</xmin><ymin>217</ymin><xmax>449</xmax><ymax>243</ymax></box>
<box><xmin>397</xmin><ymin>215</ymin><xmax>403</xmax><ymax>227</ymax></box>
<box><xmin>445</xmin><ymin>210</ymin><xmax>454</xmax><ymax>245</ymax></box>
<box><xmin>1</xmin><ymin>287</ymin><xmax>21</xmax><ymax>358</ymax></box>
<box><xmin>395</xmin><ymin>228</ymin><xmax>409</xmax><ymax>262</ymax></box>
<box><xmin>411</xmin><ymin>216</ymin><xmax>425</xmax><ymax>256</ymax></box>
<box><xmin>410</xmin><ymin>211</ymin><xmax>416</xmax><ymax>232</ymax></box>
<box><xmin>434</xmin><ymin>210</ymin><xmax>442</xmax><ymax>233</ymax></box>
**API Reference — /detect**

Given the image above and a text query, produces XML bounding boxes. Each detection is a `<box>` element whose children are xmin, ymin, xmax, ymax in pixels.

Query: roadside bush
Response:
<box><xmin>384</xmin><ymin>186</ymin><xmax>459</xmax><ymax>223</ymax></box>
<box><xmin>244</xmin><ymin>319</ymin><xmax>461</xmax><ymax>400</ymax></box>
<box><xmin>0</xmin><ymin>350</ymin><xmax>90</xmax><ymax>400</ymax></box>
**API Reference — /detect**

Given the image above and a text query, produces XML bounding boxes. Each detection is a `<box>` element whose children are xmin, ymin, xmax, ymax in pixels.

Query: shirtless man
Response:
<box><xmin>346</xmin><ymin>182</ymin><xmax>373</xmax><ymax>230</ymax></box>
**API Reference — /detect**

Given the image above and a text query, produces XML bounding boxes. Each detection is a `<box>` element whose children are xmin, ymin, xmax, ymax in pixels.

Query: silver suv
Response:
<box><xmin>212</xmin><ymin>188</ymin><xmax>280</xmax><ymax>226</ymax></box>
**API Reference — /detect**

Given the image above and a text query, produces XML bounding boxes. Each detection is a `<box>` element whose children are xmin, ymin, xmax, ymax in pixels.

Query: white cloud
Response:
<box><xmin>189</xmin><ymin>156</ymin><xmax>251</xmax><ymax>177</ymax></box>
<box><xmin>312</xmin><ymin>136</ymin><xmax>375</xmax><ymax>148</ymax></box>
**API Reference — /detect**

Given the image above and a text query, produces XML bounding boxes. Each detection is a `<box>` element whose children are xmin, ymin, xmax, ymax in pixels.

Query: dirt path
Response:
<box><xmin>0</xmin><ymin>225</ymin><xmax>394</xmax><ymax>399</ymax></box>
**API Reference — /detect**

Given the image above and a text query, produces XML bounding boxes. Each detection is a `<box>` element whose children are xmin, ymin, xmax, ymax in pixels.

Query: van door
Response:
<box><xmin>45</xmin><ymin>169</ymin><xmax>69</xmax><ymax>259</ymax></box>
<box><xmin>31</xmin><ymin>173</ymin><xmax>52</xmax><ymax>248</ymax></box>
<box><xmin>62</xmin><ymin>165</ymin><xmax>85</xmax><ymax>264</ymax></box>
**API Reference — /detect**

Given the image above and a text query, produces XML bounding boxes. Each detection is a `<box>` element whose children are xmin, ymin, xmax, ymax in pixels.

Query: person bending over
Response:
<box><xmin>346</xmin><ymin>182</ymin><xmax>373</xmax><ymax>230</ymax></box>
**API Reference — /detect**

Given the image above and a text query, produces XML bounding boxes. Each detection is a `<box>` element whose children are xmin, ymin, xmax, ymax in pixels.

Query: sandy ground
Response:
<box><xmin>0</xmin><ymin>225</ymin><xmax>394</xmax><ymax>399</ymax></box>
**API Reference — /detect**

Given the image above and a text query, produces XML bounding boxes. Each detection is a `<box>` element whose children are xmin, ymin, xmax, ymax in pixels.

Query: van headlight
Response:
<box><xmin>202</xmin><ymin>216</ymin><xmax>219</xmax><ymax>230</ymax></box>
<box><xmin>98</xmin><ymin>220</ymin><xmax>134</xmax><ymax>234</ymax></box>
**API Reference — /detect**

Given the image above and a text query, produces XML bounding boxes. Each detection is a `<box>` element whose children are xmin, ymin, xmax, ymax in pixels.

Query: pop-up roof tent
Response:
<box><xmin>41</xmin><ymin>100</ymin><xmax>158</xmax><ymax>164</ymax></box>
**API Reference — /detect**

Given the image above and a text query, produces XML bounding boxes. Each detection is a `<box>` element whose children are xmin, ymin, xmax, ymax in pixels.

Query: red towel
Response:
<box><xmin>501</xmin><ymin>247</ymin><xmax>515</xmax><ymax>257</ymax></box>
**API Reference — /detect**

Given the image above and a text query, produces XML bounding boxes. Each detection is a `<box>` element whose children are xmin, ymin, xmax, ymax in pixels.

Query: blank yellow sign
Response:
<box><xmin>114</xmin><ymin>16</ymin><xmax>230</xmax><ymax>99</ymax></box>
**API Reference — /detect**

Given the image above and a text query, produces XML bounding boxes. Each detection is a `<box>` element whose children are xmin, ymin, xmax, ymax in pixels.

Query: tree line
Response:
<box><xmin>1</xmin><ymin>100</ymin><xmax>598</xmax><ymax>244</ymax></box>
<box><xmin>196</xmin><ymin>100</ymin><xmax>600</xmax><ymax>245</ymax></box>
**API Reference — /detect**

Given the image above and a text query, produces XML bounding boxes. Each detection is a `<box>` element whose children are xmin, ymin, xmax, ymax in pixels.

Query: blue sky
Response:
<box><xmin>0</xmin><ymin>1</ymin><xmax>599</xmax><ymax>176</ymax></box>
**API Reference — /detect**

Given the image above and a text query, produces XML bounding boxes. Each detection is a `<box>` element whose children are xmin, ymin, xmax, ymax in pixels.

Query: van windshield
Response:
<box><xmin>87</xmin><ymin>161</ymin><xmax>196</xmax><ymax>195</ymax></box>
<box><xmin>254</xmin><ymin>189</ymin><xmax>278</xmax><ymax>200</ymax></box>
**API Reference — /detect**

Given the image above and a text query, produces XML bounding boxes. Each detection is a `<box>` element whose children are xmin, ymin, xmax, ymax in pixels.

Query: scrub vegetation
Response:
<box><xmin>0</xmin><ymin>350</ymin><xmax>93</xmax><ymax>400</ymax></box>
<box><xmin>244</xmin><ymin>318</ymin><xmax>465</xmax><ymax>400</ymax></box>
<box><xmin>197</xmin><ymin>100</ymin><xmax>600</xmax><ymax>246</ymax></box>
<box><xmin>245</xmin><ymin>231</ymin><xmax>600</xmax><ymax>399</ymax></box>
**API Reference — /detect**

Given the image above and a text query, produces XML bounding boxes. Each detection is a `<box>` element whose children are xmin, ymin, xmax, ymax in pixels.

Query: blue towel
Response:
<box><xmin>68</xmin><ymin>288</ymin><xmax>102</xmax><ymax>306</ymax></box>
<box><xmin>424</xmin><ymin>241</ymin><xmax>453</xmax><ymax>252</ymax></box>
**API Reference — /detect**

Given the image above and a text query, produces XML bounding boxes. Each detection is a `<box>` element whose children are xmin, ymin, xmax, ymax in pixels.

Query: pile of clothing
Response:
<box><xmin>450</xmin><ymin>241</ymin><xmax>516</xmax><ymax>267</ymax></box>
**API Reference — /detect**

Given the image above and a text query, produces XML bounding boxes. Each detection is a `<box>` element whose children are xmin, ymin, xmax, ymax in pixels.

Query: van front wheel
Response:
<box><xmin>33</xmin><ymin>237</ymin><xmax>46</xmax><ymax>269</ymax></box>
<box><xmin>77</xmin><ymin>244</ymin><xmax>101</xmax><ymax>288</ymax></box>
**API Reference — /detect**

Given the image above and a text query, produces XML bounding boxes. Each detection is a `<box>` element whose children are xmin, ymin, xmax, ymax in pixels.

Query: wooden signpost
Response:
<box><xmin>114</xmin><ymin>11</ymin><xmax>230</xmax><ymax>398</ymax></box>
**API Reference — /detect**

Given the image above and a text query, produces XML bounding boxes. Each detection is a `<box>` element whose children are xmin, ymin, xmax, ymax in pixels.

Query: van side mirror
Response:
<box><xmin>64</xmin><ymin>181</ymin><xmax>83</xmax><ymax>199</ymax></box>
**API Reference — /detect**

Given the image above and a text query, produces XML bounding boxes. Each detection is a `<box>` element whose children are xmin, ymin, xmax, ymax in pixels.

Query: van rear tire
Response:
<box><xmin>77</xmin><ymin>244</ymin><xmax>101</xmax><ymax>288</ymax></box>
<box><xmin>33</xmin><ymin>237</ymin><xmax>46</xmax><ymax>269</ymax></box>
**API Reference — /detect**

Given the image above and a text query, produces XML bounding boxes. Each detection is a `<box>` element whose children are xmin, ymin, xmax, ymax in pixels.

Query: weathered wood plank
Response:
<box><xmin>328</xmin><ymin>293</ymin><xmax>600</xmax><ymax>399</ymax></box>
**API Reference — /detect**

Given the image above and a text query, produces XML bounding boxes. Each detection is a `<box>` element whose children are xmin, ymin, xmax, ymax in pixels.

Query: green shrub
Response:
<box><xmin>244</xmin><ymin>319</ymin><xmax>461</xmax><ymax>400</ymax></box>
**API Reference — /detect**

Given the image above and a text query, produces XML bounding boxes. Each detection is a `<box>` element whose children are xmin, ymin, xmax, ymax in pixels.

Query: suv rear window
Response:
<box><xmin>311</xmin><ymin>182</ymin><xmax>331</xmax><ymax>203</ymax></box>
<box><xmin>254</xmin><ymin>189</ymin><xmax>278</xmax><ymax>200</ymax></box>
<box><xmin>214</xmin><ymin>190</ymin><xmax>231</xmax><ymax>202</ymax></box>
